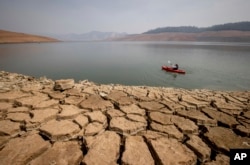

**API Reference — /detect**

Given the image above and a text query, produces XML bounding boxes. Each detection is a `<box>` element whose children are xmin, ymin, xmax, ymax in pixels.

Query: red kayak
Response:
<box><xmin>162</xmin><ymin>66</ymin><xmax>186</xmax><ymax>74</ymax></box>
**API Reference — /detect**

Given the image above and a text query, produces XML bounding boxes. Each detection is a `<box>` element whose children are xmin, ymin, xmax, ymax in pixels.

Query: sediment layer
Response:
<box><xmin>0</xmin><ymin>71</ymin><xmax>249</xmax><ymax>165</ymax></box>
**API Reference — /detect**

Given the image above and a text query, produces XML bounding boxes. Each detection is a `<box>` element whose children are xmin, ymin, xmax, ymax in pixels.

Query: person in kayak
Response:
<box><xmin>172</xmin><ymin>64</ymin><xmax>179</xmax><ymax>70</ymax></box>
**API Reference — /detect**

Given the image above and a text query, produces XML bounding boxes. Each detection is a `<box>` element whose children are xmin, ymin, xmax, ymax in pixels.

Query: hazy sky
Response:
<box><xmin>0</xmin><ymin>0</ymin><xmax>249</xmax><ymax>34</ymax></box>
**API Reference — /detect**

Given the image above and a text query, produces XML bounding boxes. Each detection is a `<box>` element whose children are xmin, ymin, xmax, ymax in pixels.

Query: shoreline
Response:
<box><xmin>0</xmin><ymin>40</ymin><xmax>59</xmax><ymax>44</ymax></box>
<box><xmin>1</xmin><ymin>69</ymin><xmax>249</xmax><ymax>92</ymax></box>
<box><xmin>0</xmin><ymin>70</ymin><xmax>250</xmax><ymax>164</ymax></box>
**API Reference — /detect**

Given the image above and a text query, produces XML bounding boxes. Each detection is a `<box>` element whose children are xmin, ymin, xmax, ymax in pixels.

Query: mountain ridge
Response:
<box><xmin>109</xmin><ymin>30</ymin><xmax>250</xmax><ymax>42</ymax></box>
<box><xmin>144</xmin><ymin>21</ymin><xmax>250</xmax><ymax>34</ymax></box>
<box><xmin>108</xmin><ymin>21</ymin><xmax>250</xmax><ymax>42</ymax></box>
<box><xmin>50</xmin><ymin>31</ymin><xmax>128</xmax><ymax>41</ymax></box>
<box><xmin>1</xmin><ymin>21</ymin><xmax>250</xmax><ymax>43</ymax></box>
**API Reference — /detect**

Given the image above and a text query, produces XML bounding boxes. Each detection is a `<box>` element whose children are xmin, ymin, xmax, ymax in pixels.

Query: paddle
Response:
<box><xmin>168</xmin><ymin>60</ymin><xmax>172</xmax><ymax>66</ymax></box>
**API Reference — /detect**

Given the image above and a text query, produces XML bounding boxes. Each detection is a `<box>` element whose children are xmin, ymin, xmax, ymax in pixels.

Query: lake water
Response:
<box><xmin>1</xmin><ymin>41</ymin><xmax>250</xmax><ymax>90</ymax></box>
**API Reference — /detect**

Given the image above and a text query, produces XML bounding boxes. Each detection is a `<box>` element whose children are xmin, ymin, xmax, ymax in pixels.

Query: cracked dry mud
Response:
<box><xmin>0</xmin><ymin>71</ymin><xmax>250</xmax><ymax>165</ymax></box>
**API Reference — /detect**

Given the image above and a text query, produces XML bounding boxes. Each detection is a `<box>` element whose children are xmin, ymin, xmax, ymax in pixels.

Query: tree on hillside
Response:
<box><xmin>144</xmin><ymin>21</ymin><xmax>250</xmax><ymax>34</ymax></box>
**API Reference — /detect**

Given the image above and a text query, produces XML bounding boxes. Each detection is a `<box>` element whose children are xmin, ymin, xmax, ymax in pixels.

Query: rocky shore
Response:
<box><xmin>0</xmin><ymin>71</ymin><xmax>249</xmax><ymax>165</ymax></box>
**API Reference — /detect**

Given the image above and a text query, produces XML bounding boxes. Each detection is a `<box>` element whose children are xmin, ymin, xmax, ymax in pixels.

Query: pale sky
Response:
<box><xmin>0</xmin><ymin>0</ymin><xmax>249</xmax><ymax>34</ymax></box>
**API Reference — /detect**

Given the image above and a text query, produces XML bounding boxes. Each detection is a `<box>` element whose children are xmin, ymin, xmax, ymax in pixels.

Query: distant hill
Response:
<box><xmin>144</xmin><ymin>22</ymin><xmax>250</xmax><ymax>34</ymax></box>
<box><xmin>110</xmin><ymin>31</ymin><xmax>250</xmax><ymax>42</ymax></box>
<box><xmin>50</xmin><ymin>31</ymin><xmax>128</xmax><ymax>41</ymax></box>
<box><xmin>110</xmin><ymin>22</ymin><xmax>250</xmax><ymax>42</ymax></box>
<box><xmin>0</xmin><ymin>30</ymin><xmax>59</xmax><ymax>44</ymax></box>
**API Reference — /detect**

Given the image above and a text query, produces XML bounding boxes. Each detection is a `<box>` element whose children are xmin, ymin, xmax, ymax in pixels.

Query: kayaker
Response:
<box><xmin>172</xmin><ymin>64</ymin><xmax>179</xmax><ymax>70</ymax></box>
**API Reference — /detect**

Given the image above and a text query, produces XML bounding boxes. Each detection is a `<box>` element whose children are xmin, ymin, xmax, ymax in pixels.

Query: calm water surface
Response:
<box><xmin>1</xmin><ymin>41</ymin><xmax>250</xmax><ymax>90</ymax></box>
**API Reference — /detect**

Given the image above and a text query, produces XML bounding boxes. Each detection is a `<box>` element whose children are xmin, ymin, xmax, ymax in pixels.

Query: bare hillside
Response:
<box><xmin>109</xmin><ymin>30</ymin><xmax>250</xmax><ymax>42</ymax></box>
<box><xmin>0</xmin><ymin>30</ymin><xmax>59</xmax><ymax>44</ymax></box>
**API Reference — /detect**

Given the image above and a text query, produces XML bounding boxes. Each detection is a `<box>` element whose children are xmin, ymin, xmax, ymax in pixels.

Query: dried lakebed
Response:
<box><xmin>0</xmin><ymin>71</ymin><xmax>250</xmax><ymax>165</ymax></box>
